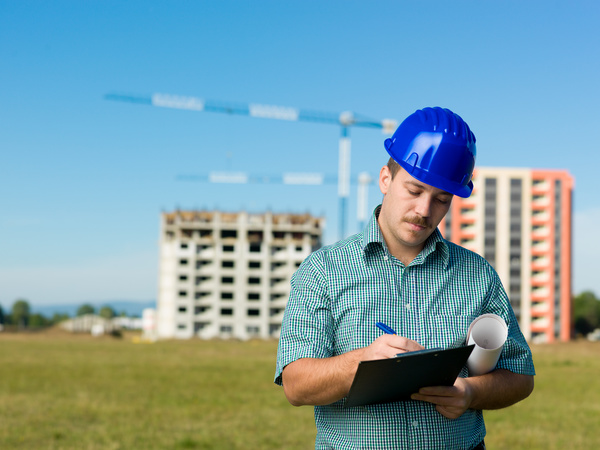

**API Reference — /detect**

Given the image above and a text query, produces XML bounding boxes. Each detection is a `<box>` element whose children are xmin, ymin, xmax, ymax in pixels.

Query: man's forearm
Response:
<box><xmin>468</xmin><ymin>369</ymin><xmax>534</xmax><ymax>410</ymax></box>
<box><xmin>281</xmin><ymin>350</ymin><xmax>363</xmax><ymax>406</ymax></box>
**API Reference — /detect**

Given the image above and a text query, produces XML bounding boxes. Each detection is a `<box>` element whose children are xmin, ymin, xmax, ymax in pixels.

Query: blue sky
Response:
<box><xmin>1</xmin><ymin>0</ymin><xmax>599</xmax><ymax>308</ymax></box>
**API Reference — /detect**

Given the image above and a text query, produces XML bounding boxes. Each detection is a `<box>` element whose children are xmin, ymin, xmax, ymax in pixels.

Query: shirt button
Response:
<box><xmin>383</xmin><ymin>255</ymin><xmax>388</xmax><ymax>261</ymax></box>
<box><xmin>406</xmin><ymin>304</ymin><xmax>411</xmax><ymax>310</ymax></box>
<box><xmin>411</xmin><ymin>421</ymin><xmax>419</xmax><ymax>428</ymax></box>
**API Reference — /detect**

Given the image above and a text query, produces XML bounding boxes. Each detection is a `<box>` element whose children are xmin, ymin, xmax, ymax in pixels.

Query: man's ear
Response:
<box><xmin>379</xmin><ymin>165</ymin><xmax>392</xmax><ymax>195</ymax></box>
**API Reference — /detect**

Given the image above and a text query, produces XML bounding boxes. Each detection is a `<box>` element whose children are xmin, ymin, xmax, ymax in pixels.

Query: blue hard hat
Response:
<box><xmin>384</xmin><ymin>107</ymin><xmax>476</xmax><ymax>198</ymax></box>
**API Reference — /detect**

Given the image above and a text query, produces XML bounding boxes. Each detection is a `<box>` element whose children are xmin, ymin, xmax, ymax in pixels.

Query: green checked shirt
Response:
<box><xmin>275</xmin><ymin>205</ymin><xmax>535</xmax><ymax>450</ymax></box>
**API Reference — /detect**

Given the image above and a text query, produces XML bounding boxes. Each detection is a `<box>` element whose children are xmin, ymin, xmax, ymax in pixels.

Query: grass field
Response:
<box><xmin>1</xmin><ymin>331</ymin><xmax>598</xmax><ymax>449</ymax></box>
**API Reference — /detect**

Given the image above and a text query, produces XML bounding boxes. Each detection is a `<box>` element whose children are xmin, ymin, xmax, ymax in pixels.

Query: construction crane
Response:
<box><xmin>177</xmin><ymin>171</ymin><xmax>375</xmax><ymax>232</ymax></box>
<box><xmin>105</xmin><ymin>92</ymin><xmax>397</xmax><ymax>239</ymax></box>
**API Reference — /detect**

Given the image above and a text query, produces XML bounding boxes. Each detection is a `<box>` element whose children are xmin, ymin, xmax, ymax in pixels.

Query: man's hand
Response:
<box><xmin>410</xmin><ymin>369</ymin><xmax>534</xmax><ymax>419</ymax></box>
<box><xmin>410</xmin><ymin>377</ymin><xmax>474</xmax><ymax>419</ymax></box>
<box><xmin>361</xmin><ymin>334</ymin><xmax>425</xmax><ymax>361</ymax></box>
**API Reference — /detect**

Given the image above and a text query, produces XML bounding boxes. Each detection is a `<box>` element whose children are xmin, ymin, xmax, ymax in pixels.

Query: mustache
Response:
<box><xmin>402</xmin><ymin>215</ymin><xmax>429</xmax><ymax>227</ymax></box>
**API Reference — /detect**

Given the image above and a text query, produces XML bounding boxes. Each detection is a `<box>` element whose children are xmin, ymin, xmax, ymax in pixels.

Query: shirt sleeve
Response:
<box><xmin>481</xmin><ymin>267</ymin><xmax>536</xmax><ymax>376</ymax></box>
<box><xmin>274</xmin><ymin>251</ymin><xmax>334</xmax><ymax>386</ymax></box>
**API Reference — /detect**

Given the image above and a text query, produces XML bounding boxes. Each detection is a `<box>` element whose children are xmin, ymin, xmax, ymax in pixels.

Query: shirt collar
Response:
<box><xmin>361</xmin><ymin>204</ymin><xmax>450</xmax><ymax>268</ymax></box>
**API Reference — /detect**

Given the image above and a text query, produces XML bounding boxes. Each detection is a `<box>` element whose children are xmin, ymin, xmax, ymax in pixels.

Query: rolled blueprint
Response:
<box><xmin>466</xmin><ymin>314</ymin><xmax>508</xmax><ymax>376</ymax></box>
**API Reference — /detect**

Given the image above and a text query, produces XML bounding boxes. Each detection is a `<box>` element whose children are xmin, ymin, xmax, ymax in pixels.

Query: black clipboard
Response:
<box><xmin>345</xmin><ymin>345</ymin><xmax>475</xmax><ymax>408</ymax></box>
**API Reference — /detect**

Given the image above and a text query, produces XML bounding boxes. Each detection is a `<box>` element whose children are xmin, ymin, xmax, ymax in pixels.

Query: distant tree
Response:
<box><xmin>51</xmin><ymin>313</ymin><xmax>70</xmax><ymax>324</ymax></box>
<box><xmin>573</xmin><ymin>291</ymin><xmax>600</xmax><ymax>336</ymax></box>
<box><xmin>29</xmin><ymin>313</ymin><xmax>51</xmax><ymax>328</ymax></box>
<box><xmin>11</xmin><ymin>299</ymin><xmax>31</xmax><ymax>330</ymax></box>
<box><xmin>76</xmin><ymin>303</ymin><xmax>95</xmax><ymax>316</ymax></box>
<box><xmin>99</xmin><ymin>306</ymin><xmax>116</xmax><ymax>319</ymax></box>
<box><xmin>0</xmin><ymin>304</ymin><xmax>5</xmax><ymax>325</ymax></box>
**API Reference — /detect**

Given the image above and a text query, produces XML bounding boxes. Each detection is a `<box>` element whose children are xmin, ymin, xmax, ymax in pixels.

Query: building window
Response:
<box><xmin>248</xmin><ymin>293</ymin><xmax>260</xmax><ymax>301</ymax></box>
<box><xmin>221</xmin><ymin>276</ymin><xmax>234</xmax><ymax>284</ymax></box>
<box><xmin>223</xmin><ymin>245</ymin><xmax>234</xmax><ymax>252</ymax></box>
<box><xmin>222</xmin><ymin>260</ymin><xmax>235</xmax><ymax>268</ymax></box>
<box><xmin>248</xmin><ymin>277</ymin><xmax>261</xmax><ymax>285</ymax></box>
<box><xmin>248</xmin><ymin>309</ymin><xmax>260</xmax><ymax>317</ymax></box>
<box><xmin>221</xmin><ymin>230</ymin><xmax>237</xmax><ymax>239</ymax></box>
<box><xmin>221</xmin><ymin>308</ymin><xmax>233</xmax><ymax>316</ymax></box>
<box><xmin>178</xmin><ymin>291</ymin><xmax>187</xmax><ymax>297</ymax></box>
<box><xmin>196</xmin><ymin>260</ymin><xmax>211</xmax><ymax>269</ymax></box>
<box><xmin>199</xmin><ymin>229</ymin><xmax>212</xmax><ymax>238</ymax></box>
<box><xmin>178</xmin><ymin>306</ymin><xmax>187</xmax><ymax>313</ymax></box>
<box><xmin>180</xmin><ymin>243</ymin><xmax>188</xmax><ymax>249</ymax></box>
<box><xmin>220</xmin><ymin>325</ymin><xmax>233</xmax><ymax>333</ymax></box>
<box><xmin>179</xmin><ymin>275</ymin><xmax>188</xmax><ymax>281</ymax></box>
<box><xmin>221</xmin><ymin>292</ymin><xmax>234</xmax><ymax>300</ymax></box>
<box><xmin>196</xmin><ymin>244</ymin><xmax>210</xmax><ymax>254</ymax></box>
<box><xmin>249</xmin><ymin>243</ymin><xmax>261</xmax><ymax>253</ymax></box>
<box><xmin>195</xmin><ymin>276</ymin><xmax>210</xmax><ymax>285</ymax></box>
<box><xmin>248</xmin><ymin>231</ymin><xmax>263</xmax><ymax>241</ymax></box>
<box><xmin>177</xmin><ymin>324</ymin><xmax>186</xmax><ymax>330</ymax></box>
<box><xmin>247</xmin><ymin>326</ymin><xmax>260</xmax><ymax>336</ymax></box>
<box><xmin>249</xmin><ymin>261</ymin><xmax>261</xmax><ymax>269</ymax></box>
<box><xmin>270</xmin><ymin>277</ymin><xmax>285</xmax><ymax>286</ymax></box>
<box><xmin>179</xmin><ymin>259</ymin><xmax>188</xmax><ymax>265</ymax></box>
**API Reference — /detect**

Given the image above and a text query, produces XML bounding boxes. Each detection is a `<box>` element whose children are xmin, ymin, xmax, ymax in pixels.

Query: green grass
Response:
<box><xmin>1</xmin><ymin>331</ymin><xmax>598</xmax><ymax>449</ymax></box>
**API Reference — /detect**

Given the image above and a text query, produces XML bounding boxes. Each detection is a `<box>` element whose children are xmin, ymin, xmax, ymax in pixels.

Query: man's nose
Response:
<box><xmin>414</xmin><ymin>195</ymin><xmax>432</xmax><ymax>217</ymax></box>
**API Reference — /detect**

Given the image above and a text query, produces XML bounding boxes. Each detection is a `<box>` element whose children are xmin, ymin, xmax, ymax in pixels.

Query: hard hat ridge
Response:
<box><xmin>384</xmin><ymin>106</ymin><xmax>476</xmax><ymax>198</ymax></box>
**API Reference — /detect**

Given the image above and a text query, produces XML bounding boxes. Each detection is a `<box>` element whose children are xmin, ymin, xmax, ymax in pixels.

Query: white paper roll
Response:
<box><xmin>466</xmin><ymin>314</ymin><xmax>508</xmax><ymax>376</ymax></box>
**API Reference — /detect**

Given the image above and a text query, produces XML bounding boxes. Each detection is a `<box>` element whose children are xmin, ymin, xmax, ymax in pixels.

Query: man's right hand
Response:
<box><xmin>359</xmin><ymin>334</ymin><xmax>425</xmax><ymax>361</ymax></box>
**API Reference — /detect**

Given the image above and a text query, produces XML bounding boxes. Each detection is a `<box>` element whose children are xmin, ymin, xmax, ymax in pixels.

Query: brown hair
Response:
<box><xmin>387</xmin><ymin>157</ymin><xmax>401</xmax><ymax>179</ymax></box>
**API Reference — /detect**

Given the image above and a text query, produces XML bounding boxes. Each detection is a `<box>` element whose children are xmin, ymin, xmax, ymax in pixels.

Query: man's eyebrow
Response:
<box><xmin>404</xmin><ymin>180</ymin><xmax>426</xmax><ymax>190</ymax></box>
<box><xmin>405</xmin><ymin>180</ymin><xmax>452</xmax><ymax>197</ymax></box>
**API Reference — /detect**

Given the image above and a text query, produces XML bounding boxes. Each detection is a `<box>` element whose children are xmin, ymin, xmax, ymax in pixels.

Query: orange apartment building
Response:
<box><xmin>439</xmin><ymin>167</ymin><xmax>574</xmax><ymax>343</ymax></box>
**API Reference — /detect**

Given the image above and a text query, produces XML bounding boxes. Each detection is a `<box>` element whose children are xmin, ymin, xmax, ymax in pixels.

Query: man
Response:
<box><xmin>274</xmin><ymin>107</ymin><xmax>535</xmax><ymax>449</ymax></box>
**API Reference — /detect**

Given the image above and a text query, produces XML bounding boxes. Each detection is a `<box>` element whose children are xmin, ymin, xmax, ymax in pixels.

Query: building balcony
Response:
<box><xmin>531</xmin><ymin>241</ymin><xmax>550</xmax><ymax>252</ymax></box>
<box><xmin>531</xmin><ymin>317</ymin><xmax>550</xmax><ymax>330</ymax></box>
<box><xmin>531</xmin><ymin>257</ymin><xmax>550</xmax><ymax>269</ymax></box>
<box><xmin>531</xmin><ymin>272</ymin><xmax>550</xmax><ymax>283</ymax></box>
<box><xmin>531</xmin><ymin>180</ymin><xmax>550</xmax><ymax>193</ymax></box>
<box><xmin>531</xmin><ymin>302</ymin><xmax>550</xmax><ymax>314</ymax></box>
<box><xmin>531</xmin><ymin>286</ymin><xmax>550</xmax><ymax>298</ymax></box>
<box><xmin>532</xmin><ymin>226</ymin><xmax>550</xmax><ymax>238</ymax></box>
<box><xmin>532</xmin><ymin>197</ymin><xmax>551</xmax><ymax>208</ymax></box>
<box><xmin>531</xmin><ymin>211</ymin><xmax>550</xmax><ymax>223</ymax></box>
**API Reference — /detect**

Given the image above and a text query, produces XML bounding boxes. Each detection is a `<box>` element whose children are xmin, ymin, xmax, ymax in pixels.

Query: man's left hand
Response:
<box><xmin>410</xmin><ymin>377</ymin><xmax>474</xmax><ymax>419</ymax></box>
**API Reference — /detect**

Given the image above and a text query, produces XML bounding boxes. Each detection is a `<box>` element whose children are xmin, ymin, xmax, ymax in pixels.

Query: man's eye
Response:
<box><xmin>437</xmin><ymin>198</ymin><xmax>450</xmax><ymax>204</ymax></box>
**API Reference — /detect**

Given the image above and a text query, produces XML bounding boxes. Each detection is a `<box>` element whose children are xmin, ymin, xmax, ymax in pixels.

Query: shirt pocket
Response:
<box><xmin>426</xmin><ymin>314</ymin><xmax>475</xmax><ymax>349</ymax></box>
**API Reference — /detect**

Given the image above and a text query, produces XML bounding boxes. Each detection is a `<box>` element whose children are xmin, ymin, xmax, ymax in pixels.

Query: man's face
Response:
<box><xmin>378</xmin><ymin>165</ymin><xmax>452</xmax><ymax>260</ymax></box>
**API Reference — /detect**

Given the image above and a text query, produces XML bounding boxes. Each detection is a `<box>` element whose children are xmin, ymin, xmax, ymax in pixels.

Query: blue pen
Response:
<box><xmin>376</xmin><ymin>322</ymin><xmax>397</xmax><ymax>335</ymax></box>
